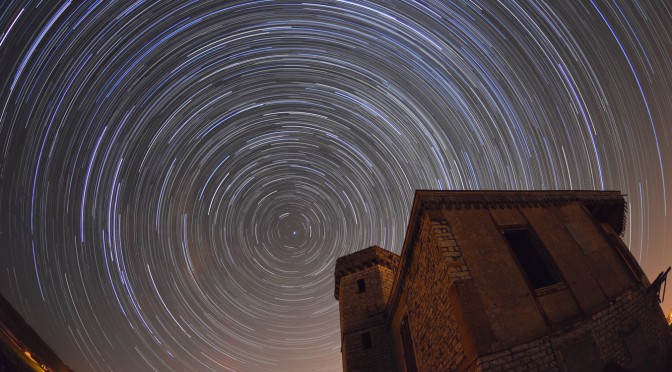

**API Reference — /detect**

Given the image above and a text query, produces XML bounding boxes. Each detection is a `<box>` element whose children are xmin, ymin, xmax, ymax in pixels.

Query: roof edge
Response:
<box><xmin>385</xmin><ymin>189</ymin><xmax>627</xmax><ymax>318</ymax></box>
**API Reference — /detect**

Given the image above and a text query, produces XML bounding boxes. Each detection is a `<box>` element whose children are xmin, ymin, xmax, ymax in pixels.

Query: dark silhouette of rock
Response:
<box><xmin>0</xmin><ymin>292</ymin><xmax>74</xmax><ymax>371</ymax></box>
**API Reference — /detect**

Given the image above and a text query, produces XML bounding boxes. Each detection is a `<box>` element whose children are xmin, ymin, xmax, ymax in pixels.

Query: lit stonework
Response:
<box><xmin>335</xmin><ymin>190</ymin><xmax>672</xmax><ymax>371</ymax></box>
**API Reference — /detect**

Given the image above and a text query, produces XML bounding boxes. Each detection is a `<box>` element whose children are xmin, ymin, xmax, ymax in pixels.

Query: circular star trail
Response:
<box><xmin>1</xmin><ymin>1</ymin><xmax>671</xmax><ymax>371</ymax></box>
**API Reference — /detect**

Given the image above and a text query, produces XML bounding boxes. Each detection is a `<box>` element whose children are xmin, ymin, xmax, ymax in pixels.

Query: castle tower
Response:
<box><xmin>334</xmin><ymin>246</ymin><xmax>399</xmax><ymax>372</ymax></box>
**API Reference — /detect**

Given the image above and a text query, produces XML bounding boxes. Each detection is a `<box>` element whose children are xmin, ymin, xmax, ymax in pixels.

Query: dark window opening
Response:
<box><xmin>400</xmin><ymin>315</ymin><xmax>418</xmax><ymax>372</ymax></box>
<box><xmin>361</xmin><ymin>332</ymin><xmax>372</xmax><ymax>349</ymax></box>
<box><xmin>357</xmin><ymin>279</ymin><xmax>366</xmax><ymax>293</ymax></box>
<box><xmin>503</xmin><ymin>229</ymin><xmax>561</xmax><ymax>289</ymax></box>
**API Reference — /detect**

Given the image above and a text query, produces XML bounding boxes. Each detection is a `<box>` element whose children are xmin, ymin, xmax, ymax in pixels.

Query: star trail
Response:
<box><xmin>1</xmin><ymin>1</ymin><xmax>671</xmax><ymax>371</ymax></box>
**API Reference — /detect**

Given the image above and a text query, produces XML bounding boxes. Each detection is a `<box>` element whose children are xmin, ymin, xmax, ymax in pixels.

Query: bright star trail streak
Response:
<box><xmin>1</xmin><ymin>1</ymin><xmax>671</xmax><ymax>371</ymax></box>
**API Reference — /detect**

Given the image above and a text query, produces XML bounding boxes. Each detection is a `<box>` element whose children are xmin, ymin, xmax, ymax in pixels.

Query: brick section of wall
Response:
<box><xmin>589</xmin><ymin>288</ymin><xmax>671</xmax><ymax>369</ymax></box>
<box><xmin>471</xmin><ymin>288</ymin><xmax>672</xmax><ymax>371</ymax></box>
<box><xmin>476</xmin><ymin>338</ymin><xmax>558</xmax><ymax>372</ymax></box>
<box><xmin>432</xmin><ymin>219</ymin><xmax>471</xmax><ymax>282</ymax></box>
<box><xmin>405</xmin><ymin>216</ymin><xmax>468</xmax><ymax>371</ymax></box>
<box><xmin>379</xmin><ymin>266</ymin><xmax>396</xmax><ymax>307</ymax></box>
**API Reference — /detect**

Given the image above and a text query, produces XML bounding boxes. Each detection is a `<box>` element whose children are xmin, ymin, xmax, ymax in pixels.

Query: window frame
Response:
<box><xmin>356</xmin><ymin>278</ymin><xmax>366</xmax><ymax>293</ymax></box>
<box><xmin>501</xmin><ymin>227</ymin><xmax>564</xmax><ymax>293</ymax></box>
<box><xmin>361</xmin><ymin>332</ymin><xmax>372</xmax><ymax>350</ymax></box>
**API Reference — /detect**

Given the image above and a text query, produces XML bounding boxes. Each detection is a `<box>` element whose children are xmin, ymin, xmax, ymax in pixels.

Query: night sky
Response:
<box><xmin>1</xmin><ymin>1</ymin><xmax>671</xmax><ymax>371</ymax></box>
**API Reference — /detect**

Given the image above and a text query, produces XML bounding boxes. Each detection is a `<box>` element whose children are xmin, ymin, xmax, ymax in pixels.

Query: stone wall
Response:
<box><xmin>338</xmin><ymin>265</ymin><xmax>392</xmax><ymax>332</ymax></box>
<box><xmin>340</xmin><ymin>316</ymin><xmax>393</xmax><ymax>372</ymax></box>
<box><xmin>472</xmin><ymin>287</ymin><xmax>671</xmax><ymax>371</ymax></box>
<box><xmin>475</xmin><ymin>337</ymin><xmax>559</xmax><ymax>371</ymax></box>
<box><xmin>588</xmin><ymin>288</ymin><xmax>671</xmax><ymax>370</ymax></box>
<box><xmin>337</xmin><ymin>258</ymin><xmax>396</xmax><ymax>371</ymax></box>
<box><xmin>403</xmin><ymin>215</ymin><xmax>469</xmax><ymax>370</ymax></box>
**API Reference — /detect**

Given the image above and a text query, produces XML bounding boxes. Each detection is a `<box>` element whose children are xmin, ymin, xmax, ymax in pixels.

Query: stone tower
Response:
<box><xmin>334</xmin><ymin>246</ymin><xmax>399</xmax><ymax>372</ymax></box>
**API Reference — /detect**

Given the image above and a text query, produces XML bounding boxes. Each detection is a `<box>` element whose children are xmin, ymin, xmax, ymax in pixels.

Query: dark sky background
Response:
<box><xmin>1</xmin><ymin>1</ymin><xmax>671</xmax><ymax>371</ymax></box>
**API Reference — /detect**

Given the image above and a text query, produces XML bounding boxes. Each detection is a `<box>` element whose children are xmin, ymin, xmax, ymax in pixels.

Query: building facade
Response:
<box><xmin>334</xmin><ymin>190</ymin><xmax>672</xmax><ymax>371</ymax></box>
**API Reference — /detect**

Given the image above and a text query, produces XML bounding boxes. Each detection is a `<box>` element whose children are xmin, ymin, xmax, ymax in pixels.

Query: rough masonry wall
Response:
<box><xmin>378</xmin><ymin>266</ymin><xmax>396</xmax><ymax>307</ymax></box>
<box><xmin>341</xmin><ymin>319</ymin><xmax>393</xmax><ymax>372</ymax></box>
<box><xmin>404</xmin><ymin>214</ymin><xmax>471</xmax><ymax>370</ymax></box>
<box><xmin>475</xmin><ymin>337</ymin><xmax>559</xmax><ymax>372</ymax></box>
<box><xmin>338</xmin><ymin>265</ymin><xmax>396</xmax><ymax>372</ymax></box>
<box><xmin>588</xmin><ymin>288</ymin><xmax>671</xmax><ymax>369</ymax></box>
<box><xmin>473</xmin><ymin>288</ymin><xmax>672</xmax><ymax>371</ymax></box>
<box><xmin>339</xmin><ymin>266</ymin><xmax>389</xmax><ymax>332</ymax></box>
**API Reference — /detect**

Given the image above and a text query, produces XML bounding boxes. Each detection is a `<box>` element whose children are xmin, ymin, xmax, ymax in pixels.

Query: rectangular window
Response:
<box><xmin>503</xmin><ymin>228</ymin><xmax>561</xmax><ymax>289</ymax></box>
<box><xmin>361</xmin><ymin>332</ymin><xmax>372</xmax><ymax>349</ymax></box>
<box><xmin>357</xmin><ymin>279</ymin><xmax>366</xmax><ymax>293</ymax></box>
<box><xmin>400</xmin><ymin>315</ymin><xmax>418</xmax><ymax>372</ymax></box>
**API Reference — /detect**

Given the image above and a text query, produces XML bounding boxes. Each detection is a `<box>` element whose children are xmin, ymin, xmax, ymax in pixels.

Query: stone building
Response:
<box><xmin>334</xmin><ymin>190</ymin><xmax>672</xmax><ymax>371</ymax></box>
